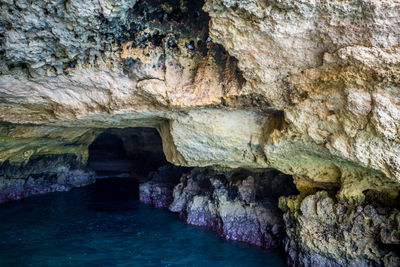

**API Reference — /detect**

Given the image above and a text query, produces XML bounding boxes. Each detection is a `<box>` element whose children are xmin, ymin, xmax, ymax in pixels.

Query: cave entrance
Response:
<box><xmin>87</xmin><ymin>127</ymin><xmax>170</xmax><ymax>201</ymax></box>
<box><xmin>87</xmin><ymin>127</ymin><xmax>191</xmax><ymax>206</ymax></box>
<box><xmin>88</xmin><ymin>127</ymin><xmax>168</xmax><ymax>180</ymax></box>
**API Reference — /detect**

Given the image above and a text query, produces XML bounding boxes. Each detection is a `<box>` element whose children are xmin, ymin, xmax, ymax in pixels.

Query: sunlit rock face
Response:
<box><xmin>205</xmin><ymin>0</ymin><xmax>400</xmax><ymax>199</ymax></box>
<box><xmin>0</xmin><ymin>0</ymin><xmax>243</xmax><ymax>124</ymax></box>
<box><xmin>0</xmin><ymin>0</ymin><xmax>399</xmax><ymax>201</ymax></box>
<box><xmin>0</xmin><ymin>0</ymin><xmax>269</xmax><ymax>179</ymax></box>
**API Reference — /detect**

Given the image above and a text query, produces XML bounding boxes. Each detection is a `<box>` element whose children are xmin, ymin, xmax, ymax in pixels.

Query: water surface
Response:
<box><xmin>0</xmin><ymin>178</ymin><xmax>287</xmax><ymax>266</ymax></box>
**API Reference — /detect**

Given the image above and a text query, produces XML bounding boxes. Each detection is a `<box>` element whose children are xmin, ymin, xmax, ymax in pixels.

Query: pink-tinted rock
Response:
<box><xmin>170</xmin><ymin>168</ymin><xmax>297</xmax><ymax>248</ymax></box>
<box><xmin>139</xmin><ymin>165</ymin><xmax>191</xmax><ymax>208</ymax></box>
<box><xmin>0</xmin><ymin>155</ymin><xmax>95</xmax><ymax>203</ymax></box>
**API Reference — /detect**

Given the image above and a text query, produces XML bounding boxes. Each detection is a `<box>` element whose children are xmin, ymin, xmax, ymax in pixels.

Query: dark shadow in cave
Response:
<box><xmin>87</xmin><ymin>127</ymin><xmax>192</xmax><ymax>208</ymax></box>
<box><xmin>88</xmin><ymin>177</ymin><xmax>141</xmax><ymax>212</ymax></box>
<box><xmin>87</xmin><ymin>127</ymin><xmax>169</xmax><ymax>181</ymax></box>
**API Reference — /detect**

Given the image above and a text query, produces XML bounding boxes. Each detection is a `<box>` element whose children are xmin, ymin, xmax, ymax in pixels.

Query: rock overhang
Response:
<box><xmin>0</xmin><ymin>0</ymin><xmax>400</xmax><ymax>201</ymax></box>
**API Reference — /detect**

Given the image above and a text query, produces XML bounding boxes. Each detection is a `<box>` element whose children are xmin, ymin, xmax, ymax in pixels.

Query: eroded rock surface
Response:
<box><xmin>280</xmin><ymin>191</ymin><xmax>400</xmax><ymax>266</ymax></box>
<box><xmin>0</xmin><ymin>0</ymin><xmax>399</xmax><ymax>202</ymax></box>
<box><xmin>141</xmin><ymin>167</ymin><xmax>297</xmax><ymax>248</ymax></box>
<box><xmin>205</xmin><ymin>0</ymin><xmax>400</xmax><ymax>199</ymax></box>
<box><xmin>0</xmin><ymin>154</ymin><xmax>95</xmax><ymax>203</ymax></box>
<box><xmin>139</xmin><ymin>164</ymin><xmax>191</xmax><ymax>208</ymax></box>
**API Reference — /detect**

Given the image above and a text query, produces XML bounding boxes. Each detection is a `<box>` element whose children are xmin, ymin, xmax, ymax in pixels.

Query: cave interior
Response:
<box><xmin>86</xmin><ymin>127</ymin><xmax>173</xmax><ymax>200</ymax></box>
<box><xmin>87</xmin><ymin>127</ymin><xmax>169</xmax><ymax>180</ymax></box>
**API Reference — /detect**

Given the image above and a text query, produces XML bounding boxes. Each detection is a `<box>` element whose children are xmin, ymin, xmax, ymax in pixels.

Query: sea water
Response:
<box><xmin>0</xmin><ymin>178</ymin><xmax>287</xmax><ymax>267</ymax></box>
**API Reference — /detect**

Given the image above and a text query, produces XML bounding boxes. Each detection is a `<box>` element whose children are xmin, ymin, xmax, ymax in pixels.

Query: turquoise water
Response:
<box><xmin>0</xmin><ymin>178</ymin><xmax>287</xmax><ymax>267</ymax></box>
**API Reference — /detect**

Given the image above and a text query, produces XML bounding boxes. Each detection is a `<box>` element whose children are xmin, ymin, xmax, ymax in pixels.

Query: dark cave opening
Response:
<box><xmin>87</xmin><ymin>127</ymin><xmax>169</xmax><ymax>180</ymax></box>
<box><xmin>87</xmin><ymin>127</ymin><xmax>172</xmax><ymax>201</ymax></box>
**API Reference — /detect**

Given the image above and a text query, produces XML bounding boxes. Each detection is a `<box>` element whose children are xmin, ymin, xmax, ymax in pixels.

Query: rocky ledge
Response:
<box><xmin>141</xmin><ymin>167</ymin><xmax>400</xmax><ymax>266</ymax></box>
<box><xmin>140</xmin><ymin>167</ymin><xmax>297</xmax><ymax>249</ymax></box>
<box><xmin>0</xmin><ymin>154</ymin><xmax>95</xmax><ymax>203</ymax></box>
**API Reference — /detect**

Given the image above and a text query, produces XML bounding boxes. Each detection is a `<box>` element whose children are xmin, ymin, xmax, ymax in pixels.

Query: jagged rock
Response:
<box><xmin>0</xmin><ymin>0</ymin><xmax>398</xmax><ymax>201</ymax></box>
<box><xmin>169</xmin><ymin>168</ymin><xmax>297</xmax><ymax>248</ymax></box>
<box><xmin>238</xmin><ymin>176</ymin><xmax>256</xmax><ymax>204</ymax></box>
<box><xmin>141</xmin><ymin>167</ymin><xmax>297</xmax><ymax>248</ymax></box>
<box><xmin>139</xmin><ymin>182</ymin><xmax>174</xmax><ymax>208</ymax></box>
<box><xmin>205</xmin><ymin>0</ymin><xmax>400</xmax><ymax>199</ymax></box>
<box><xmin>0</xmin><ymin>154</ymin><xmax>95</xmax><ymax>203</ymax></box>
<box><xmin>279</xmin><ymin>191</ymin><xmax>400</xmax><ymax>266</ymax></box>
<box><xmin>0</xmin><ymin>0</ymin><xmax>399</xmax><ymax>201</ymax></box>
<box><xmin>139</xmin><ymin>164</ymin><xmax>191</xmax><ymax>208</ymax></box>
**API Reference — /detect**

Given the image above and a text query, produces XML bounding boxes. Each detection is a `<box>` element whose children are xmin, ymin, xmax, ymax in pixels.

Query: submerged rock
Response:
<box><xmin>279</xmin><ymin>191</ymin><xmax>400</xmax><ymax>266</ymax></box>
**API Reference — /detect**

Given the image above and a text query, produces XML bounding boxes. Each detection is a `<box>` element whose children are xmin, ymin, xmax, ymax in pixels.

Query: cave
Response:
<box><xmin>87</xmin><ymin>127</ymin><xmax>168</xmax><ymax>180</ymax></box>
<box><xmin>86</xmin><ymin>127</ymin><xmax>176</xmax><ymax>205</ymax></box>
<box><xmin>1</xmin><ymin>0</ymin><xmax>400</xmax><ymax>266</ymax></box>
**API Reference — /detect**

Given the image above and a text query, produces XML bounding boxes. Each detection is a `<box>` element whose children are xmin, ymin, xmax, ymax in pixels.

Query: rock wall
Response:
<box><xmin>0</xmin><ymin>0</ymin><xmax>399</xmax><ymax>201</ymax></box>
<box><xmin>280</xmin><ymin>191</ymin><xmax>400</xmax><ymax>266</ymax></box>
<box><xmin>0</xmin><ymin>154</ymin><xmax>95</xmax><ymax>203</ymax></box>
<box><xmin>141</xmin><ymin>167</ymin><xmax>297</xmax><ymax>248</ymax></box>
<box><xmin>141</xmin><ymin>167</ymin><xmax>400</xmax><ymax>266</ymax></box>
<box><xmin>204</xmin><ymin>0</ymin><xmax>400</xmax><ymax>200</ymax></box>
<box><xmin>139</xmin><ymin>164</ymin><xmax>191</xmax><ymax>207</ymax></box>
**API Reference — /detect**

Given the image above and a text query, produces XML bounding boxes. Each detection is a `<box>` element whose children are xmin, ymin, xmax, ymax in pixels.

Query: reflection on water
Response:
<box><xmin>0</xmin><ymin>178</ymin><xmax>287</xmax><ymax>266</ymax></box>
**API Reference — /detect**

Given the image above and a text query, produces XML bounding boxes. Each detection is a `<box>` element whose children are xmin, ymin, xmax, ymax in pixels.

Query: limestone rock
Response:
<box><xmin>139</xmin><ymin>164</ymin><xmax>191</xmax><ymax>208</ymax></box>
<box><xmin>0</xmin><ymin>0</ymin><xmax>400</xmax><ymax>204</ymax></box>
<box><xmin>2</xmin><ymin>1</ymin><xmax>400</xmax><ymax>263</ymax></box>
<box><xmin>169</xmin><ymin>168</ymin><xmax>297</xmax><ymax>248</ymax></box>
<box><xmin>142</xmin><ymin>167</ymin><xmax>298</xmax><ymax>248</ymax></box>
<box><xmin>279</xmin><ymin>191</ymin><xmax>400</xmax><ymax>266</ymax></box>
<box><xmin>204</xmin><ymin>0</ymin><xmax>400</xmax><ymax>198</ymax></box>
<box><xmin>0</xmin><ymin>154</ymin><xmax>95</xmax><ymax>203</ymax></box>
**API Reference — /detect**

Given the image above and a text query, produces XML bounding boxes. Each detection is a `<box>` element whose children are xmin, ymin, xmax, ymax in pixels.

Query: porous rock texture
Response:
<box><xmin>0</xmin><ymin>0</ymin><xmax>399</xmax><ymax>199</ymax></box>
<box><xmin>1</xmin><ymin>0</ymin><xmax>400</xmax><ymax>265</ymax></box>
<box><xmin>280</xmin><ymin>191</ymin><xmax>400</xmax><ymax>266</ymax></box>
<box><xmin>140</xmin><ymin>167</ymin><xmax>297</xmax><ymax>248</ymax></box>
<box><xmin>139</xmin><ymin>164</ymin><xmax>191</xmax><ymax>208</ymax></box>
<box><xmin>204</xmin><ymin>0</ymin><xmax>400</xmax><ymax>199</ymax></box>
<box><xmin>0</xmin><ymin>154</ymin><xmax>94</xmax><ymax>203</ymax></box>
